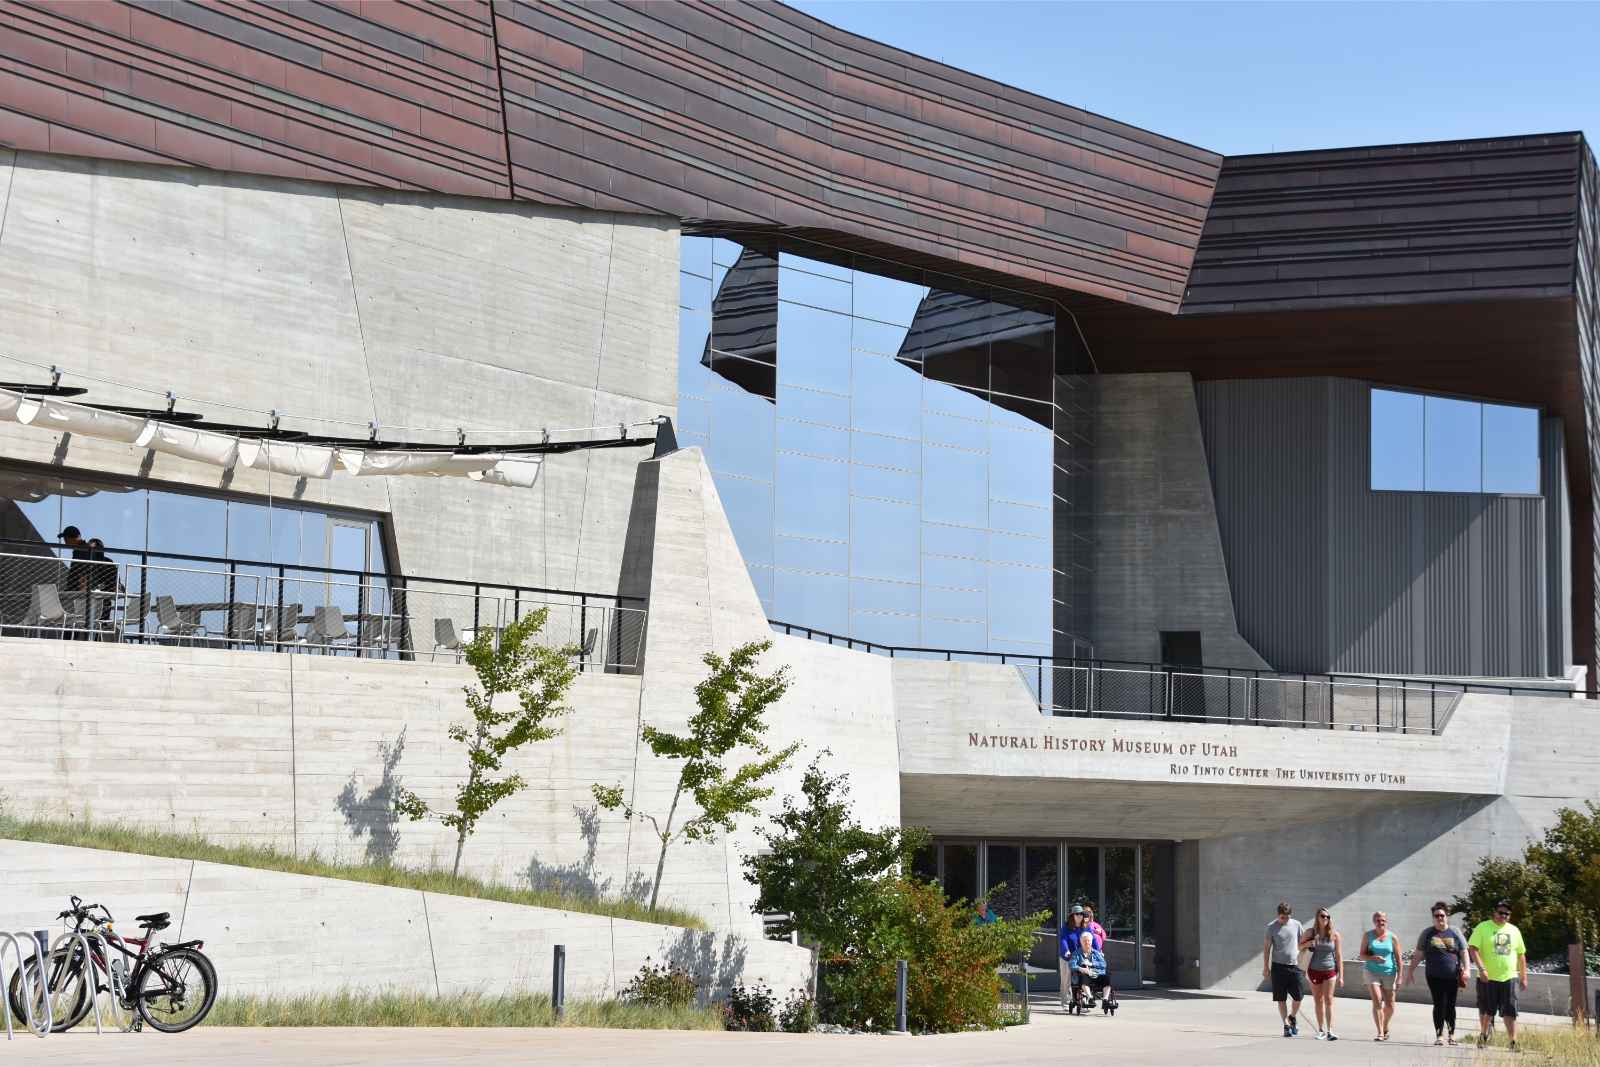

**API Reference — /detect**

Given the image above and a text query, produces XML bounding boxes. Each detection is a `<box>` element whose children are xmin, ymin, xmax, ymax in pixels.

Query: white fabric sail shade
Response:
<box><xmin>340</xmin><ymin>449</ymin><xmax>501</xmax><ymax>477</ymax></box>
<box><xmin>18</xmin><ymin>395</ymin><xmax>149</xmax><ymax>443</ymax></box>
<box><xmin>240</xmin><ymin>438</ymin><xmax>336</xmax><ymax>479</ymax></box>
<box><xmin>0</xmin><ymin>387</ymin><xmax>559</xmax><ymax>489</ymax></box>
<box><xmin>135</xmin><ymin>420</ymin><xmax>242</xmax><ymax>467</ymax></box>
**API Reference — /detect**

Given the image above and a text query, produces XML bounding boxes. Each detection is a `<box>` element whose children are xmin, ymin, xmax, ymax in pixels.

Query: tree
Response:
<box><xmin>394</xmin><ymin>607</ymin><xmax>577</xmax><ymax>877</ymax></box>
<box><xmin>743</xmin><ymin>753</ymin><xmax>928</xmax><ymax>954</ymax></box>
<box><xmin>824</xmin><ymin>879</ymin><xmax>1043</xmax><ymax>1033</ymax></box>
<box><xmin>1454</xmin><ymin>801</ymin><xmax>1600</xmax><ymax>989</ymax></box>
<box><xmin>594</xmin><ymin>639</ymin><xmax>798</xmax><ymax>913</ymax></box>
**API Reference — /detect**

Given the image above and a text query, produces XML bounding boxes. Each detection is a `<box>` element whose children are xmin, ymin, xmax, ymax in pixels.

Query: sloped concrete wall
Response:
<box><xmin>0</xmin><ymin>841</ymin><xmax>810</xmax><ymax>1000</ymax></box>
<box><xmin>0</xmin><ymin>149</ymin><xmax>676</xmax><ymax>596</ymax></box>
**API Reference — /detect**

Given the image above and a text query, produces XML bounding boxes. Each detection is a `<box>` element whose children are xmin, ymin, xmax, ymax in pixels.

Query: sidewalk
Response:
<box><xmin>17</xmin><ymin>990</ymin><xmax>1550</xmax><ymax>1066</ymax></box>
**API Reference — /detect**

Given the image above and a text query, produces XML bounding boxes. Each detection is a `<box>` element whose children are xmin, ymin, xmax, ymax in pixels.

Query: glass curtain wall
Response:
<box><xmin>0</xmin><ymin>465</ymin><xmax>388</xmax><ymax>573</ymax></box>
<box><xmin>680</xmin><ymin>235</ymin><xmax>1088</xmax><ymax>661</ymax></box>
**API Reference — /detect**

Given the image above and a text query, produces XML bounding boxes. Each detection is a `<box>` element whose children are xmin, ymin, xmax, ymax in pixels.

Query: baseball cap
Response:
<box><xmin>1070</xmin><ymin>904</ymin><xmax>1085</xmax><ymax>915</ymax></box>
<box><xmin>59</xmin><ymin>525</ymin><xmax>81</xmax><ymax>539</ymax></box>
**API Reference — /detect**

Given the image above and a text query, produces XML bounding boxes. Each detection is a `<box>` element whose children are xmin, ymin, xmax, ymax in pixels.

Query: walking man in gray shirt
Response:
<box><xmin>1262</xmin><ymin>901</ymin><xmax>1306</xmax><ymax>1037</ymax></box>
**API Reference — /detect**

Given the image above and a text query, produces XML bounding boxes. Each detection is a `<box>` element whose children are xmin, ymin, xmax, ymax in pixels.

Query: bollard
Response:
<box><xmin>552</xmin><ymin>945</ymin><xmax>566</xmax><ymax>1021</ymax></box>
<box><xmin>895</xmin><ymin>959</ymin><xmax>907</xmax><ymax>1033</ymax></box>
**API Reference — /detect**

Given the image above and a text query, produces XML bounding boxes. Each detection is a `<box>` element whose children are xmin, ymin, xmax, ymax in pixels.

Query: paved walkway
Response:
<box><xmin>17</xmin><ymin>991</ymin><xmax>1553</xmax><ymax>1066</ymax></box>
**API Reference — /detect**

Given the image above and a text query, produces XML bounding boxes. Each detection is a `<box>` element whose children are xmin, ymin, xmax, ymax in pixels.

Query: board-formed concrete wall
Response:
<box><xmin>0</xmin><ymin>448</ymin><xmax>905</xmax><ymax>937</ymax></box>
<box><xmin>1191</xmin><ymin>692</ymin><xmax>1600</xmax><ymax>990</ymax></box>
<box><xmin>0</xmin><ymin>840</ymin><xmax>810</xmax><ymax>1000</ymax></box>
<box><xmin>1066</xmin><ymin>372</ymin><xmax>1268</xmax><ymax>669</ymax></box>
<box><xmin>0</xmin><ymin>148</ymin><xmax>677</xmax><ymax>596</ymax></box>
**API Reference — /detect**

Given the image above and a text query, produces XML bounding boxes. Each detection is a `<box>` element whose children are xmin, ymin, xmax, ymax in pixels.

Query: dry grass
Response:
<box><xmin>1514</xmin><ymin>1024</ymin><xmax>1600</xmax><ymax>1065</ymax></box>
<box><xmin>0</xmin><ymin>813</ymin><xmax>706</xmax><ymax>931</ymax></box>
<box><xmin>206</xmin><ymin>989</ymin><xmax>723</xmax><ymax>1029</ymax></box>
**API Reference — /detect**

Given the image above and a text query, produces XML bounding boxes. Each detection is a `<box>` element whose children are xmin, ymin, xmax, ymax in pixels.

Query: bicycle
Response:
<box><xmin>6</xmin><ymin>895</ymin><xmax>218</xmax><ymax>1034</ymax></box>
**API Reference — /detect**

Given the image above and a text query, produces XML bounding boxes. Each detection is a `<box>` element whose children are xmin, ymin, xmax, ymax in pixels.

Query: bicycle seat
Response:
<box><xmin>136</xmin><ymin>912</ymin><xmax>171</xmax><ymax>930</ymax></box>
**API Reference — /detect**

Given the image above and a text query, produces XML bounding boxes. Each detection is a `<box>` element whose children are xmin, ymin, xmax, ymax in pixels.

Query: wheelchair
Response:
<box><xmin>1068</xmin><ymin>966</ymin><xmax>1119</xmax><ymax>1016</ymax></box>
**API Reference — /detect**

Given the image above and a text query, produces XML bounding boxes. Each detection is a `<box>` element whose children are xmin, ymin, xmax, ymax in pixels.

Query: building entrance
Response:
<box><xmin>921</xmin><ymin>839</ymin><xmax>1176</xmax><ymax>989</ymax></box>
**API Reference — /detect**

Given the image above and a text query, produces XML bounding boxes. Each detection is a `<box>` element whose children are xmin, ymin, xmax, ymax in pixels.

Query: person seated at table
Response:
<box><xmin>85</xmin><ymin>538</ymin><xmax>118</xmax><ymax>633</ymax></box>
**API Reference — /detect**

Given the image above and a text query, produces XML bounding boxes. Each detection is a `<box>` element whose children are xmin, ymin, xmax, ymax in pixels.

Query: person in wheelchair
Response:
<box><xmin>1069</xmin><ymin>929</ymin><xmax>1119</xmax><ymax>1015</ymax></box>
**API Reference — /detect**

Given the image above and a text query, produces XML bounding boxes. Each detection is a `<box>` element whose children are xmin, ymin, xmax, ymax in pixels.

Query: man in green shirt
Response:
<box><xmin>1467</xmin><ymin>900</ymin><xmax>1528</xmax><ymax>1051</ymax></box>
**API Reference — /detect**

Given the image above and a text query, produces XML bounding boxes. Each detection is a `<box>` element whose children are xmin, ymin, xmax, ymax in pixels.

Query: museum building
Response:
<box><xmin>1</xmin><ymin>0</ymin><xmax>1598</xmax><ymax>991</ymax></box>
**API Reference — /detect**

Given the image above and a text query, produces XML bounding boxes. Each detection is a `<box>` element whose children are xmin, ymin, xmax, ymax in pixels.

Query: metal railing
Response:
<box><xmin>770</xmin><ymin>620</ymin><xmax>1589</xmax><ymax>735</ymax></box>
<box><xmin>0</xmin><ymin>543</ymin><xmax>646</xmax><ymax>672</ymax></box>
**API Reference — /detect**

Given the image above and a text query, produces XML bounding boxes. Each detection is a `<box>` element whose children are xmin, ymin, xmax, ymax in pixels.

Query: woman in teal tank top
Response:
<box><xmin>1361</xmin><ymin>911</ymin><xmax>1400</xmax><ymax>1041</ymax></box>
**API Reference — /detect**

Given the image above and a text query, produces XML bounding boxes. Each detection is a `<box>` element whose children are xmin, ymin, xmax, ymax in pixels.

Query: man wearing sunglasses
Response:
<box><xmin>1467</xmin><ymin>900</ymin><xmax>1528</xmax><ymax>1051</ymax></box>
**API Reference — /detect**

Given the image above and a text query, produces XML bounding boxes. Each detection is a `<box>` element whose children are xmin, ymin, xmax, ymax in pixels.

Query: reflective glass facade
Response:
<box><xmin>679</xmin><ymin>236</ymin><xmax>1089</xmax><ymax>659</ymax></box>
<box><xmin>1370</xmin><ymin>387</ymin><xmax>1541</xmax><ymax>494</ymax></box>
<box><xmin>0</xmin><ymin>464</ymin><xmax>388</xmax><ymax>573</ymax></box>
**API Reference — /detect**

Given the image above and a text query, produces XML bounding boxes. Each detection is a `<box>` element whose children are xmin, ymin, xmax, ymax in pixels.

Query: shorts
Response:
<box><xmin>1478</xmin><ymin>978</ymin><xmax>1518</xmax><ymax>1018</ymax></box>
<box><xmin>1366</xmin><ymin>971</ymin><xmax>1396</xmax><ymax>993</ymax></box>
<box><xmin>1270</xmin><ymin>963</ymin><xmax>1305</xmax><ymax>1002</ymax></box>
<box><xmin>1308</xmin><ymin>967</ymin><xmax>1339</xmax><ymax>984</ymax></box>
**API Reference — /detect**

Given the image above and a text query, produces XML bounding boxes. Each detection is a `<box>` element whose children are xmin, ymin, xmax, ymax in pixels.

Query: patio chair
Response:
<box><xmin>24</xmin><ymin>584</ymin><xmax>80</xmax><ymax>637</ymax></box>
<box><xmin>573</xmin><ymin>626</ymin><xmax>599</xmax><ymax>668</ymax></box>
<box><xmin>226</xmin><ymin>603</ymin><xmax>259</xmax><ymax>648</ymax></box>
<box><xmin>309</xmin><ymin>605</ymin><xmax>352</xmax><ymax>653</ymax></box>
<box><xmin>357</xmin><ymin>615</ymin><xmax>402</xmax><ymax>656</ymax></box>
<box><xmin>431</xmin><ymin>618</ymin><xmax>464</xmax><ymax>662</ymax></box>
<box><xmin>154</xmin><ymin>595</ymin><xmax>208</xmax><ymax>645</ymax></box>
<box><xmin>259</xmin><ymin>603</ymin><xmax>304</xmax><ymax>651</ymax></box>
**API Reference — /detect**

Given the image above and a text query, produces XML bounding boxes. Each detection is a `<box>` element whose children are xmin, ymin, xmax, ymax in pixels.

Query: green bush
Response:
<box><xmin>721</xmin><ymin>982</ymin><xmax>777</xmax><ymax>1032</ymax></box>
<box><xmin>778</xmin><ymin>990</ymin><xmax>816</xmax><ymax>1033</ymax></box>
<box><xmin>618</xmin><ymin>959</ymin><xmax>698</xmax><ymax>1009</ymax></box>
<box><xmin>822</xmin><ymin>879</ymin><xmax>1041</xmax><ymax>1033</ymax></box>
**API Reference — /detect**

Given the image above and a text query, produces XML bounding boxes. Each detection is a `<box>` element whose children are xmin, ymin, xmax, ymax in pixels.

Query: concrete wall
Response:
<box><xmin>1190</xmin><ymin>693</ymin><xmax>1600</xmax><ymax>990</ymax></box>
<box><xmin>0</xmin><ymin>448</ymin><xmax>905</xmax><ymax>938</ymax></box>
<box><xmin>1197</xmin><ymin>377</ymin><xmax>1560</xmax><ymax>678</ymax></box>
<box><xmin>0</xmin><ymin>840</ymin><xmax>810</xmax><ymax>1000</ymax></box>
<box><xmin>0</xmin><ymin>149</ymin><xmax>677</xmax><ymax>595</ymax></box>
<box><xmin>1064</xmin><ymin>372</ymin><xmax>1267</xmax><ymax>669</ymax></box>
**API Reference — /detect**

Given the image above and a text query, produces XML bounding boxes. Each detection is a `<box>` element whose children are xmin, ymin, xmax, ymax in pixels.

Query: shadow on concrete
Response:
<box><xmin>523</xmin><ymin>803</ymin><xmax>651</xmax><ymax>903</ymax></box>
<box><xmin>1200</xmin><ymin>794</ymin><xmax>1499</xmax><ymax>987</ymax></box>
<box><xmin>334</xmin><ymin>728</ymin><xmax>406</xmax><ymax>866</ymax></box>
<box><xmin>662</xmin><ymin>928</ymin><xmax>752</xmax><ymax>1003</ymax></box>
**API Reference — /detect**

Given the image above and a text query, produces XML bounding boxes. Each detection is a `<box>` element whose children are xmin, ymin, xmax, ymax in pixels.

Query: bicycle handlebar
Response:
<box><xmin>56</xmin><ymin>896</ymin><xmax>113</xmax><ymax>925</ymax></box>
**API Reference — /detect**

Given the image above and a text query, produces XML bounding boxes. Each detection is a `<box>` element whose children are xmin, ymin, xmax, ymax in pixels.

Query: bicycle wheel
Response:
<box><xmin>135</xmin><ymin>947</ymin><xmax>217</xmax><ymax>1033</ymax></box>
<box><xmin>6</xmin><ymin>947</ymin><xmax>91</xmax><ymax>1034</ymax></box>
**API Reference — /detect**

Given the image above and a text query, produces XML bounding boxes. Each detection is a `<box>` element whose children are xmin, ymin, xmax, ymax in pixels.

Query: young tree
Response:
<box><xmin>594</xmin><ymin>639</ymin><xmax>798</xmax><ymax>913</ymax></box>
<box><xmin>394</xmin><ymin>607</ymin><xmax>577</xmax><ymax>877</ymax></box>
<box><xmin>743</xmin><ymin>753</ymin><xmax>928</xmax><ymax>955</ymax></box>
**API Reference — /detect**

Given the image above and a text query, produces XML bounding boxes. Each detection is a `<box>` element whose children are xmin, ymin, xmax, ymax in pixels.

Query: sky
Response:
<box><xmin>787</xmin><ymin>1</ymin><xmax>1598</xmax><ymax>155</ymax></box>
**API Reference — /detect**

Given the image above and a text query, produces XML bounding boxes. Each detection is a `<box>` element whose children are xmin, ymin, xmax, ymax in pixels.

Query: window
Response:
<box><xmin>1369</xmin><ymin>388</ymin><xmax>1539</xmax><ymax>494</ymax></box>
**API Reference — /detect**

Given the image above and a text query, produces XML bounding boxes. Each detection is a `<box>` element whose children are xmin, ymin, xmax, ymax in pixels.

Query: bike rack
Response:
<box><xmin>0</xmin><ymin>928</ymin><xmax>107</xmax><ymax>1040</ymax></box>
<box><xmin>0</xmin><ymin>930</ymin><xmax>50</xmax><ymax>1039</ymax></box>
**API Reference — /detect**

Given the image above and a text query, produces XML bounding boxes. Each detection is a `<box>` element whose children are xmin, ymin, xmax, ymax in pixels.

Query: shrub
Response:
<box><xmin>619</xmin><ymin>959</ymin><xmax>697</xmax><ymax>1009</ymax></box>
<box><xmin>822</xmin><ymin>879</ymin><xmax>1041</xmax><ymax>1033</ymax></box>
<box><xmin>721</xmin><ymin>982</ymin><xmax>777</xmax><ymax>1032</ymax></box>
<box><xmin>778</xmin><ymin>990</ymin><xmax>815</xmax><ymax>1033</ymax></box>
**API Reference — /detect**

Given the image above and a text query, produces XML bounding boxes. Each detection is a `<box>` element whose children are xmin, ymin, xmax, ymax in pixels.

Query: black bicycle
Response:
<box><xmin>7</xmin><ymin>895</ymin><xmax>218</xmax><ymax>1033</ymax></box>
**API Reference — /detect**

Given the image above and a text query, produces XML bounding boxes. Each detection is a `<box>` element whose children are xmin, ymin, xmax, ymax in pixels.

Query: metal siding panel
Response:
<box><xmin>1202</xmin><ymin>376</ymin><xmax>1556</xmax><ymax>677</ymax></box>
<box><xmin>1196</xmin><ymin>377</ymin><xmax>1328</xmax><ymax>672</ymax></box>
<box><xmin>1542</xmin><ymin>416</ymin><xmax>1573</xmax><ymax>674</ymax></box>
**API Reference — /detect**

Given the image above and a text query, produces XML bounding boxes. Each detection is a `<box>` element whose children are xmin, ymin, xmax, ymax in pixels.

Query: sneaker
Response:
<box><xmin>1508</xmin><ymin>1041</ymin><xmax>1519</xmax><ymax>1053</ymax></box>
<box><xmin>1284</xmin><ymin>1024</ymin><xmax>1293</xmax><ymax>1038</ymax></box>
<box><xmin>1315</xmin><ymin>1030</ymin><xmax>1327</xmax><ymax>1041</ymax></box>
<box><xmin>1289</xmin><ymin>1016</ymin><xmax>1299</xmax><ymax>1037</ymax></box>
<box><xmin>1435</xmin><ymin>1036</ymin><xmax>1444</xmax><ymax>1046</ymax></box>
<box><xmin>1326</xmin><ymin>1032</ymin><xmax>1338</xmax><ymax>1042</ymax></box>
<box><xmin>1477</xmin><ymin>1033</ymin><xmax>1489</xmax><ymax>1048</ymax></box>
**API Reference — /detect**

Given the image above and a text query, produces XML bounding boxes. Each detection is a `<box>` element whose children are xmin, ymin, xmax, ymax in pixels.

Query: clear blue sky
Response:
<box><xmin>788</xmin><ymin>1</ymin><xmax>1598</xmax><ymax>155</ymax></box>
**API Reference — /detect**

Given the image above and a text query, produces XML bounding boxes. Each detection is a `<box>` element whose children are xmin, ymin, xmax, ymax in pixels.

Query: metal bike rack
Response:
<box><xmin>0</xmin><ymin>931</ymin><xmax>49</xmax><ymax>1039</ymax></box>
<box><xmin>0</xmin><ymin>928</ymin><xmax>107</xmax><ymax>1040</ymax></box>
